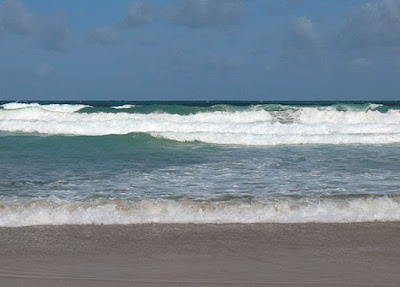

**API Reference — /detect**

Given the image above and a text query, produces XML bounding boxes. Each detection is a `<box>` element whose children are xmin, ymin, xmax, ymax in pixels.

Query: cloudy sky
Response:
<box><xmin>1</xmin><ymin>0</ymin><xmax>400</xmax><ymax>101</ymax></box>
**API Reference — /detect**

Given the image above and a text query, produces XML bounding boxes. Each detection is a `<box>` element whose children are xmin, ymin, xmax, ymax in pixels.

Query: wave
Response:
<box><xmin>0</xmin><ymin>197</ymin><xmax>399</xmax><ymax>226</ymax></box>
<box><xmin>111</xmin><ymin>104</ymin><xmax>136</xmax><ymax>109</ymax></box>
<box><xmin>1</xmin><ymin>102</ymin><xmax>400</xmax><ymax>145</ymax></box>
<box><xmin>1</xmin><ymin>102</ymin><xmax>90</xmax><ymax>113</ymax></box>
<box><xmin>152</xmin><ymin>131</ymin><xmax>400</xmax><ymax>145</ymax></box>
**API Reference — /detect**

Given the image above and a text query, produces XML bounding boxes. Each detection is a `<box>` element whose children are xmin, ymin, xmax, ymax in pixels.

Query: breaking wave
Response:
<box><xmin>0</xmin><ymin>197</ymin><xmax>399</xmax><ymax>226</ymax></box>
<box><xmin>1</xmin><ymin>102</ymin><xmax>90</xmax><ymax>113</ymax></box>
<box><xmin>111</xmin><ymin>104</ymin><xmax>136</xmax><ymax>109</ymax></box>
<box><xmin>1</xmin><ymin>102</ymin><xmax>400</xmax><ymax>145</ymax></box>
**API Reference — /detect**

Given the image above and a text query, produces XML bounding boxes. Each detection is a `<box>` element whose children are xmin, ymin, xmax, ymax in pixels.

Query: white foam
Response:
<box><xmin>1</xmin><ymin>105</ymin><xmax>400</xmax><ymax>145</ymax></box>
<box><xmin>1</xmin><ymin>102</ymin><xmax>90</xmax><ymax>113</ymax></box>
<box><xmin>368</xmin><ymin>103</ymin><xmax>384</xmax><ymax>110</ymax></box>
<box><xmin>298</xmin><ymin>108</ymin><xmax>400</xmax><ymax>124</ymax></box>
<box><xmin>0</xmin><ymin>197</ymin><xmax>399</xmax><ymax>226</ymax></box>
<box><xmin>152</xmin><ymin>131</ymin><xmax>400</xmax><ymax>146</ymax></box>
<box><xmin>111</xmin><ymin>104</ymin><xmax>136</xmax><ymax>109</ymax></box>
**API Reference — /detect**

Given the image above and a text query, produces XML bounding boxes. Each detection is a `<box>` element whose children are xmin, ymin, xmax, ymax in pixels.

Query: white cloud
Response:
<box><xmin>0</xmin><ymin>0</ymin><xmax>72</xmax><ymax>52</ymax></box>
<box><xmin>37</xmin><ymin>15</ymin><xmax>72</xmax><ymax>52</ymax></box>
<box><xmin>281</xmin><ymin>15</ymin><xmax>332</xmax><ymax>64</ymax></box>
<box><xmin>120</xmin><ymin>1</ymin><xmax>153</xmax><ymax>27</ymax></box>
<box><xmin>341</xmin><ymin>0</ymin><xmax>400</xmax><ymax>48</ymax></box>
<box><xmin>0</xmin><ymin>0</ymin><xmax>35</xmax><ymax>34</ymax></box>
<box><xmin>287</xmin><ymin>16</ymin><xmax>323</xmax><ymax>49</ymax></box>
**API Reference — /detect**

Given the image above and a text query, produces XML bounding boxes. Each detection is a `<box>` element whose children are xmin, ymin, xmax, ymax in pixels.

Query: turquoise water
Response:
<box><xmin>1</xmin><ymin>101</ymin><xmax>400</xmax><ymax>225</ymax></box>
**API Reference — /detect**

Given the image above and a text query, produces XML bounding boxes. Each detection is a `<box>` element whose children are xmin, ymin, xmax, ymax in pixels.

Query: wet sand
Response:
<box><xmin>0</xmin><ymin>223</ymin><xmax>399</xmax><ymax>286</ymax></box>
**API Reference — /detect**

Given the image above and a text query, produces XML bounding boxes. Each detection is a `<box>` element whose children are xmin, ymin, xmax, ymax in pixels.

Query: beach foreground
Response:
<box><xmin>0</xmin><ymin>223</ymin><xmax>399</xmax><ymax>286</ymax></box>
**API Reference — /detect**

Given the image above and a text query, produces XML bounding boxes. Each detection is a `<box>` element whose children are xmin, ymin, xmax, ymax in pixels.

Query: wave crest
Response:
<box><xmin>1</xmin><ymin>102</ymin><xmax>400</xmax><ymax>145</ymax></box>
<box><xmin>1</xmin><ymin>102</ymin><xmax>90</xmax><ymax>113</ymax></box>
<box><xmin>0</xmin><ymin>197</ymin><xmax>399</xmax><ymax>226</ymax></box>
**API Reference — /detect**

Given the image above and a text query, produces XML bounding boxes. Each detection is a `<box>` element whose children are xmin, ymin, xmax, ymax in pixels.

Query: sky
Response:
<box><xmin>1</xmin><ymin>0</ymin><xmax>400</xmax><ymax>101</ymax></box>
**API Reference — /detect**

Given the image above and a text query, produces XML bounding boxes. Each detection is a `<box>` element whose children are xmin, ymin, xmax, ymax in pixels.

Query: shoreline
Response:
<box><xmin>1</xmin><ymin>222</ymin><xmax>400</xmax><ymax>286</ymax></box>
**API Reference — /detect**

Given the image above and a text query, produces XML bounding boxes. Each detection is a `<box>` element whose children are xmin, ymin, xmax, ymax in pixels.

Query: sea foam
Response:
<box><xmin>1</xmin><ymin>102</ymin><xmax>90</xmax><ymax>113</ymax></box>
<box><xmin>0</xmin><ymin>197</ymin><xmax>399</xmax><ymax>226</ymax></box>
<box><xmin>1</xmin><ymin>102</ymin><xmax>400</xmax><ymax>145</ymax></box>
<box><xmin>111</xmin><ymin>104</ymin><xmax>136</xmax><ymax>109</ymax></box>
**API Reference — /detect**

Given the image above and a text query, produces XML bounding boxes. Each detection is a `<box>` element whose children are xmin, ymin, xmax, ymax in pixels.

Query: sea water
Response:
<box><xmin>0</xmin><ymin>101</ymin><xmax>399</xmax><ymax>226</ymax></box>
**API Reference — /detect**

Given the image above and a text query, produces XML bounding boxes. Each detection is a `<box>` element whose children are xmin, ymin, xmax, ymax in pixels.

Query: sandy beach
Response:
<box><xmin>0</xmin><ymin>223</ymin><xmax>399</xmax><ymax>286</ymax></box>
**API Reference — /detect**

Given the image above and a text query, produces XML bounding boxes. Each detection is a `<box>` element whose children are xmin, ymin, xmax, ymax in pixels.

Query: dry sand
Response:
<box><xmin>0</xmin><ymin>223</ymin><xmax>399</xmax><ymax>286</ymax></box>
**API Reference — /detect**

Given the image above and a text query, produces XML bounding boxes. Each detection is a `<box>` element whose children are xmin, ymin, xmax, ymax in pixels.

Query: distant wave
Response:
<box><xmin>111</xmin><ymin>104</ymin><xmax>136</xmax><ymax>109</ymax></box>
<box><xmin>1</xmin><ymin>102</ymin><xmax>90</xmax><ymax>113</ymax></box>
<box><xmin>1</xmin><ymin>102</ymin><xmax>400</xmax><ymax>145</ymax></box>
<box><xmin>0</xmin><ymin>197</ymin><xmax>399</xmax><ymax>226</ymax></box>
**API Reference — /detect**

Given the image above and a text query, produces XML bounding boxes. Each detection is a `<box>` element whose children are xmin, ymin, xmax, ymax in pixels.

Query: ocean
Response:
<box><xmin>0</xmin><ymin>100</ymin><xmax>399</xmax><ymax>226</ymax></box>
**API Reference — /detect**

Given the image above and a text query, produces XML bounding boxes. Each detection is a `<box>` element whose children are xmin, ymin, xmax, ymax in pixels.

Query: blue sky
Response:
<box><xmin>1</xmin><ymin>0</ymin><xmax>399</xmax><ymax>101</ymax></box>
